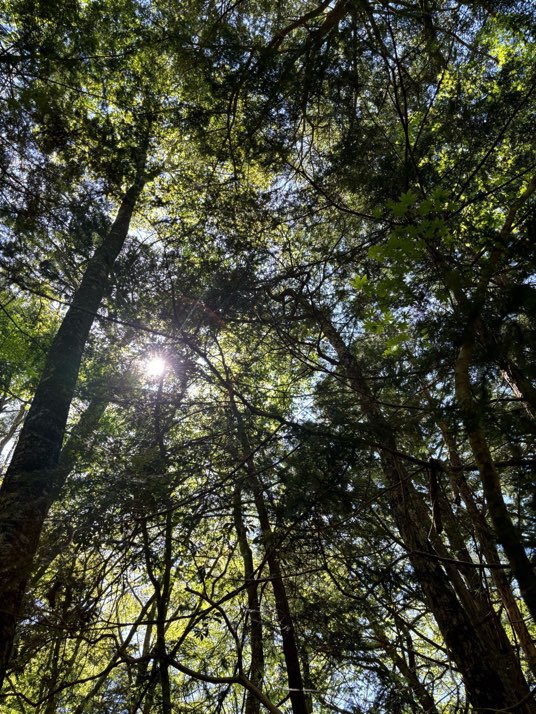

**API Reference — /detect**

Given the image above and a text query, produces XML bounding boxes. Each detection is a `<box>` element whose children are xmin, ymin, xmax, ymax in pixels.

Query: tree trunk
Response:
<box><xmin>438</xmin><ymin>418</ymin><xmax>536</xmax><ymax>677</ymax></box>
<box><xmin>251</xmin><ymin>484</ymin><xmax>310</xmax><ymax>714</ymax></box>
<box><xmin>297</xmin><ymin>297</ymin><xmax>535</xmax><ymax>712</ymax></box>
<box><xmin>455</xmin><ymin>337</ymin><xmax>536</xmax><ymax>623</ymax></box>
<box><xmin>233</xmin><ymin>482</ymin><xmax>265</xmax><ymax>714</ymax></box>
<box><xmin>0</xmin><ymin>171</ymin><xmax>145</xmax><ymax>687</ymax></box>
<box><xmin>228</xmin><ymin>395</ymin><xmax>310</xmax><ymax>714</ymax></box>
<box><xmin>28</xmin><ymin>392</ymin><xmax>109</xmax><ymax>589</ymax></box>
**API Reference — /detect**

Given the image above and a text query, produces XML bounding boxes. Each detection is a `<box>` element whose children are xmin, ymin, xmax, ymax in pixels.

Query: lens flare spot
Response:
<box><xmin>145</xmin><ymin>356</ymin><xmax>167</xmax><ymax>378</ymax></box>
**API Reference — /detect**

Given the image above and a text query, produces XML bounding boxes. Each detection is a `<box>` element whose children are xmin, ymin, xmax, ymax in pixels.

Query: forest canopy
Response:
<box><xmin>0</xmin><ymin>0</ymin><xmax>535</xmax><ymax>712</ymax></box>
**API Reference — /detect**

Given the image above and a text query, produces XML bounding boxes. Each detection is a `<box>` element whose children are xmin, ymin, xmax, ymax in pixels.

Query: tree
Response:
<box><xmin>1</xmin><ymin>0</ymin><xmax>536</xmax><ymax>711</ymax></box>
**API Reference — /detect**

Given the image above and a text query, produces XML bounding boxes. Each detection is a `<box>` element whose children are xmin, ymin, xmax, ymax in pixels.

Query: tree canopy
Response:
<box><xmin>0</xmin><ymin>0</ymin><xmax>535</xmax><ymax>712</ymax></box>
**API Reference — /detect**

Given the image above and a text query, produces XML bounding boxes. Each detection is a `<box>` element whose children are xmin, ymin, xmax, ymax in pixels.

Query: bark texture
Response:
<box><xmin>0</xmin><ymin>174</ymin><xmax>145</xmax><ymax>687</ymax></box>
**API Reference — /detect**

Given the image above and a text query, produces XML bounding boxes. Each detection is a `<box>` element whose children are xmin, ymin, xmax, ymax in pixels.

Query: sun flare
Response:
<box><xmin>144</xmin><ymin>356</ymin><xmax>167</xmax><ymax>378</ymax></box>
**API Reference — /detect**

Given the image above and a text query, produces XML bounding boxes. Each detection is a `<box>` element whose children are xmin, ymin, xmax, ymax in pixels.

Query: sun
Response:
<box><xmin>144</xmin><ymin>355</ymin><xmax>167</xmax><ymax>378</ymax></box>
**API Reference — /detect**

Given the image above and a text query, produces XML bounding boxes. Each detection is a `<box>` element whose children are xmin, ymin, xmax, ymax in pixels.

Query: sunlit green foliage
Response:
<box><xmin>0</xmin><ymin>0</ymin><xmax>535</xmax><ymax>712</ymax></box>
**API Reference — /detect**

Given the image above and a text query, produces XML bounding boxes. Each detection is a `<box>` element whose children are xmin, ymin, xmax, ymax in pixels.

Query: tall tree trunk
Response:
<box><xmin>150</xmin><ymin>376</ymin><xmax>173</xmax><ymax>714</ymax></box>
<box><xmin>29</xmin><ymin>391</ymin><xmax>109</xmax><ymax>589</ymax></box>
<box><xmin>430</xmin><ymin>479</ymin><xmax>533</xmax><ymax>694</ymax></box>
<box><xmin>233</xmin><ymin>482</ymin><xmax>265</xmax><ymax>714</ymax></box>
<box><xmin>0</xmin><ymin>168</ymin><xmax>146</xmax><ymax>687</ymax></box>
<box><xmin>455</xmin><ymin>336</ymin><xmax>536</xmax><ymax>623</ymax></box>
<box><xmin>421</xmin><ymin>382</ymin><xmax>536</xmax><ymax>675</ymax></box>
<box><xmin>157</xmin><ymin>512</ymin><xmax>173</xmax><ymax>714</ymax></box>
<box><xmin>435</xmin><ymin>415</ymin><xmax>536</xmax><ymax>677</ymax></box>
<box><xmin>290</xmin><ymin>295</ymin><xmax>534</xmax><ymax>712</ymax></box>
<box><xmin>251</xmin><ymin>483</ymin><xmax>310</xmax><ymax>714</ymax></box>
<box><xmin>228</xmin><ymin>394</ymin><xmax>310</xmax><ymax>714</ymax></box>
